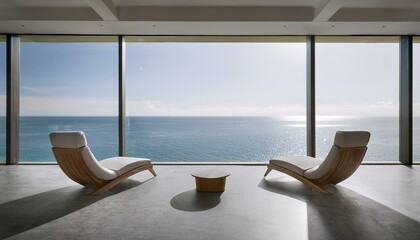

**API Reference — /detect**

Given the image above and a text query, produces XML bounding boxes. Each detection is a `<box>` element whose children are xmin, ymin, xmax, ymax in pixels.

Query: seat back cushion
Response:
<box><xmin>49</xmin><ymin>131</ymin><xmax>87</xmax><ymax>149</ymax></box>
<box><xmin>50</xmin><ymin>131</ymin><xmax>117</xmax><ymax>180</ymax></box>
<box><xmin>333</xmin><ymin>131</ymin><xmax>370</xmax><ymax>148</ymax></box>
<box><xmin>304</xmin><ymin>131</ymin><xmax>370</xmax><ymax>180</ymax></box>
<box><xmin>82</xmin><ymin>147</ymin><xmax>117</xmax><ymax>180</ymax></box>
<box><xmin>304</xmin><ymin>146</ymin><xmax>339</xmax><ymax>179</ymax></box>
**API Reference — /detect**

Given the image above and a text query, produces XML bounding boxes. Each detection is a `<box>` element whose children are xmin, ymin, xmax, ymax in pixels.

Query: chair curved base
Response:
<box><xmin>90</xmin><ymin>164</ymin><xmax>157</xmax><ymax>196</ymax></box>
<box><xmin>52</xmin><ymin>147</ymin><xmax>157</xmax><ymax>196</ymax></box>
<box><xmin>264</xmin><ymin>164</ymin><xmax>331</xmax><ymax>194</ymax></box>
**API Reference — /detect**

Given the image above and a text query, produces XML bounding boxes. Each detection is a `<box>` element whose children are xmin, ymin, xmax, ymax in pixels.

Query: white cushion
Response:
<box><xmin>49</xmin><ymin>131</ymin><xmax>87</xmax><ymax>149</ymax></box>
<box><xmin>269</xmin><ymin>131</ymin><xmax>370</xmax><ymax>180</ymax></box>
<box><xmin>334</xmin><ymin>131</ymin><xmax>370</xmax><ymax>148</ymax></box>
<box><xmin>304</xmin><ymin>131</ymin><xmax>371</xmax><ymax>180</ymax></box>
<box><xmin>100</xmin><ymin>157</ymin><xmax>151</xmax><ymax>176</ymax></box>
<box><xmin>82</xmin><ymin>147</ymin><xmax>118</xmax><ymax>180</ymax></box>
<box><xmin>270</xmin><ymin>156</ymin><xmax>321</xmax><ymax>176</ymax></box>
<box><xmin>304</xmin><ymin>146</ymin><xmax>338</xmax><ymax>179</ymax></box>
<box><xmin>49</xmin><ymin>131</ymin><xmax>117</xmax><ymax>180</ymax></box>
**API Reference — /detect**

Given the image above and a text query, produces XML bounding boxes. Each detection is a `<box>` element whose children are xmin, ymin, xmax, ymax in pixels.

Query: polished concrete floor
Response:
<box><xmin>1</xmin><ymin>165</ymin><xmax>420</xmax><ymax>240</ymax></box>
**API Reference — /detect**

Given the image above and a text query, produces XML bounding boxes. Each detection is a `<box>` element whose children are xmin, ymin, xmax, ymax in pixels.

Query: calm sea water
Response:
<box><xmin>4</xmin><ymin>116</ymin><xmax>420</xmax><ymax>163</ymax></box>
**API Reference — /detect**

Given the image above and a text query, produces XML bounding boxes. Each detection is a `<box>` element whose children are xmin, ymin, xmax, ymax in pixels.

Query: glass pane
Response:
<box><xmin>0</xmin><ymin>36</ymin><xmax>5</xmax><ymax>163</ymax></box>
<box><xmin>20</xmin><ymin>36</ymin><xmax>118</xmax><ymax>162</ymax></box>
<box><xmin>414</xmin><ymin>37</ymin><xmax>420</xmax><ymax>162</ymax></box>
<box><xmin>126</xmin><ymin>38</ymin><xmax>306</xmax><ymax>162</ymax></box>
<box><xmin>316</xmin><ymin>36</ymin><xmax>399</xmax><ymax>162</ymax></box>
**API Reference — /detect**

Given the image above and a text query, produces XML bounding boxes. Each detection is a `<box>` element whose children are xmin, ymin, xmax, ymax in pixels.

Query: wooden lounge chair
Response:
<box><xmin>264</xmin><ymin>131</ymin><xmax>370</xmax><ymax>194</ymax></box>
<box><xmin>49</xmin><ymin>131</ymin><xmax>156</xmax><ymax>195</ymax></box>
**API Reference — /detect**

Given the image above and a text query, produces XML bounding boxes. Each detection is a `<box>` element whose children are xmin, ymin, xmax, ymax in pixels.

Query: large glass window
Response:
<box><xmin>414</xmin><ymin>37</ymin><xmax>420</xmax><ymax>162</ymax></box>
<box><xmin>0</xmin><ymin>36</ymin><xmax>5</xmax><ymax>163</ymax></box>
<box><xmin>20</xmin><ymin>36</ymin><xmax>118</xmax><ymax>162</ymax></box>
<box><xmin>126</xmin><ymin>36</ymin><xmax>307</xmax><ymax>162</ymax></box>
<box><xmin>316</xmin><ymin>36</ymin><xmax>399</xmax><ymax>162</ymax></box>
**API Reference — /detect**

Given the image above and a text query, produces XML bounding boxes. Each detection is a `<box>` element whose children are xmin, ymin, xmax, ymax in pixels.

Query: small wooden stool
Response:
<box><xmin>191</xmin><ymin>169</ymin><xmax>231</xmax><ymax>192</ymax></box>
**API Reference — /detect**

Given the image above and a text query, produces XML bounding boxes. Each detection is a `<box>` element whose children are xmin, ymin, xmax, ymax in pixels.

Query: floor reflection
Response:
<box><xmin>259</xmin><ymin>177</ymin><xmax>420</xmax><ymax>240</ymax></box>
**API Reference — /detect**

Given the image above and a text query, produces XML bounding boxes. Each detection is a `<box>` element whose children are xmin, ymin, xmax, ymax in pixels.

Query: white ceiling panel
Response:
<box><xmin>0</xmin><ymin>0</ymin><xmax>420</xmax><ymax>35</ymax></box>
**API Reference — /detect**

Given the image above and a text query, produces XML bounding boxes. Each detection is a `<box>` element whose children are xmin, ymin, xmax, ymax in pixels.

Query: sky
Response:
<box><xmin>0</xmin><ymin>38</ymin><xmax>420</xmax><ymax>117</ymax></box>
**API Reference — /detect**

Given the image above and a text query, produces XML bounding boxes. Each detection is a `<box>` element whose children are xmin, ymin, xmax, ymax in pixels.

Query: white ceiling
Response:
<box><xmin>0</xmin><ymin>0</ymin><xmax>420</xmax><ymax>35</ymax></box>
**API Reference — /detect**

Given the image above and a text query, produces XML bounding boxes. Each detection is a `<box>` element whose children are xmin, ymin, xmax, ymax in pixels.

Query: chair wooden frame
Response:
<box><xmin>264</xmin><ymin>146</ymin><xmax>367</xmax><ymax>194</ymax></box>
<box><xmin>52</xmin><ymin>147</ymin><xmax>157</xmax><ymax>196</ymax></box>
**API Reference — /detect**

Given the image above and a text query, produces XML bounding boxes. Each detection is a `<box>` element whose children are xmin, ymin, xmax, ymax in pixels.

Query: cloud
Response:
<box><xmin>127</xmin><ymin>100</ymin><xmax>402</xmax><ymax>117</ymax></box>
<box><xmin>20</xmin><ymin>96</ymin><xmax>117</xmax><ymax>116</ymax></box>
<box><xmin>21</xmin><ymin>86</ymin><xmax>49</xmax><ymax>95</ymax></box>
<box><xmin>317</xmin><ymin>101</ymin><xmax>399</xmax><ymax>117</ymax></box>
<box><xmin>126</xmin><ymin>100</ymin><xmax>306</xmax><ymax>116</ymax></box>
<box><xmin>0</xmin><ymin>95</ymin><xmax>417</xmax><ymax>117</ymax></box>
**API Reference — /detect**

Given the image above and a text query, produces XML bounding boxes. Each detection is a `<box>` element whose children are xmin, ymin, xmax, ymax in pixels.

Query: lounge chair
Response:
<box><xmin>49</xmin><ymin>131</ymin><xmax>156</xmax><ymax>195</ymax></box>
<box><xmin>264</xmin><ymin>131</ymin><xmax>370</xmax><ymax>194</ymax></box>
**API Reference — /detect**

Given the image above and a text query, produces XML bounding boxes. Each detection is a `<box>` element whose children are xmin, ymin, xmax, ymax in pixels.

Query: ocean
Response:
<box><xmin>7</xmin><ymin>116</ymin><xmax>420</xmax><ymax>163</ymax></box>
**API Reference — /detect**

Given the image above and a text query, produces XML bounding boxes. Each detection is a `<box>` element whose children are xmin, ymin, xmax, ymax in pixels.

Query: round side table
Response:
<box><xmin>191</xmin><ymin>169</ymin><xmax>231</xmax><ymax>192</ymax></box>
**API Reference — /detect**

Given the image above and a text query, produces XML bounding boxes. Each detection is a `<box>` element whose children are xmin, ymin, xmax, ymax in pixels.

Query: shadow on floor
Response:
<box><xmin>170</xmin><ymin>189</ymin><xmax>222</xmax><ymax>212</ymax></box>
<box><xmin>258</xmin><ymin>177</ymin><xmax>420</xmax><ymax>240</ymax></box>
<box><xmin>0</xmin><ymin>179</ymin><xmax>142</xmax><ymax>239</ymax></box>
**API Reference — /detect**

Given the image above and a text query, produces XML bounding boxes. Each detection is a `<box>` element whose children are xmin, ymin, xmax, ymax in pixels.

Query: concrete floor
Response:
<box><xmin>1</xmin><ymin>165</ymin><xmax>420</xmax><ymax>240</ymax></box>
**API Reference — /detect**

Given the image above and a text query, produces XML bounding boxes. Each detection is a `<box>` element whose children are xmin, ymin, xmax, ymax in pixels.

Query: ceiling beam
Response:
<box><xmin>119</xmin><ymin>7</ymin><xmax>313</xmax><ymax>21</ymax></box>
<box><xmin>313</xmin><ymin>0</ymin><xmax>342</xmax><ymax>22</ymax></box>
<box><xmin>87</xmin><ymin>0</ymin><xmax>118</xmax><ymax>21</ymax></box>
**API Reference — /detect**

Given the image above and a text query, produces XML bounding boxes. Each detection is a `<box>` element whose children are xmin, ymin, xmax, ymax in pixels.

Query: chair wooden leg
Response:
<box><xmin>148</xmin><ymin>167</ymin><xmax>157</xmax><ymax>177</ymax></box>
<box><xmin>91</xmin><ymin>181</ymin><xmax>116</xmax><ymax>196</ymax></box>
<box><xmin>264</xmin><ymin>166</ymin><xmax>272</xmax><ymax>177</ymax></box>
<box><xmin>303</xmin><ymin>181</ymin><xmax>331</xmax><ymax>194</ymax></box>
<box><xmin>90</xmin><ymin>164</ymin><xmax>156</xmax><ymax>196</ymax></box>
